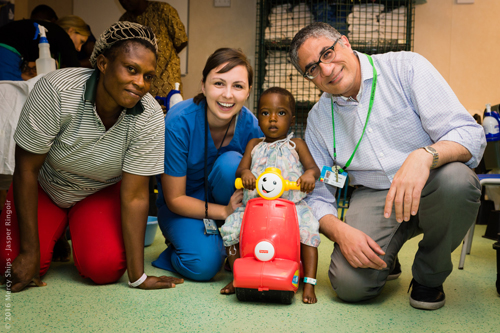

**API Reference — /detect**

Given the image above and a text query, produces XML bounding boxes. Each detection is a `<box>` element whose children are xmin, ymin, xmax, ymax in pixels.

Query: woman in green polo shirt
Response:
<box><xmin>0</xmin><ymin>22</ymin><xmax>183</xmax><ymax>292</ymax></box>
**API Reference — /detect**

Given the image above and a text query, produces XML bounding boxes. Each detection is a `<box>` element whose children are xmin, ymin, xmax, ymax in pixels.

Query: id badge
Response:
<box><xmin>203</xmin><ymin>218</ymin><xmax>219</xmax><ymax>235</ymax></box>
<box><xmin>320</xmin><ymin>165</ymin><xmax>348</xmax><ymax>188</ymax></box>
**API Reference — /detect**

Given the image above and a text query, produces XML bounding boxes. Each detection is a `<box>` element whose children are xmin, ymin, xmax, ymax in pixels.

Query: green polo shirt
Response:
<box><xmin>14</xmin><ymin>68</ymin><xmax>164</xmax><ymax>208</ymax></box>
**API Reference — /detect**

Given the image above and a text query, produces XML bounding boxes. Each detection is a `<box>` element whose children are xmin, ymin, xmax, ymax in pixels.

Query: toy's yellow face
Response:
<box><xmin>256</xmin><ymin>168</ymin><xmax>284</xmax><ymax>200</ymax></box>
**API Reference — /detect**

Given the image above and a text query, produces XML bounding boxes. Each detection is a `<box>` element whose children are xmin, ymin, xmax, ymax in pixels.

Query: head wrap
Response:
<box><xmin>90</xmin><ymin>21</ymin><xmax>157</xmax><ymax>68</ymax></box>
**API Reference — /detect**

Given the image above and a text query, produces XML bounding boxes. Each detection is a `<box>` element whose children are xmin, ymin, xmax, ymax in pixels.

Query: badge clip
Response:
<box><xmin>203</xmin><ymin>218</ymin><xmax>219</xmax><ymax>235</ymax></box>
<box><xmin>320</xmin><ymin>165</ymin><xmax>348</xmax><ymax>188</ymax></box>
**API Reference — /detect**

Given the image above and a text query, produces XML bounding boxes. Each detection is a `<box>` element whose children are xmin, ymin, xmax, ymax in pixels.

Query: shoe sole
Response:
<box><xmin>409</xmin><ymin>296</ymin><xmax>445</xmax><ymax>310</ymax></box>
<box><xmin>387</xmin><ymin>272</ymin><xmax>401</xmax><ymax>281</ymax></box>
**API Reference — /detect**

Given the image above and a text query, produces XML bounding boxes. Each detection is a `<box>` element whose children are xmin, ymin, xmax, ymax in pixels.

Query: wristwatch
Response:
<box><xmin>422</xmin><ymin>146</ymin><xmax>439</xmax><ymax>169</ymax></box>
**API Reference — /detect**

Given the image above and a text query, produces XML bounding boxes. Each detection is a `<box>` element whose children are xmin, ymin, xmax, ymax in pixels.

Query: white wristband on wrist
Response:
<box><xmin>128</xmin><ymin>273</ymin><xmax>147</xmax><ymax>288</ymax></box>
<box><xmin>303</xmin><ymin>277</ymin><xmax>317</xmax><ymax>285</ymax></box>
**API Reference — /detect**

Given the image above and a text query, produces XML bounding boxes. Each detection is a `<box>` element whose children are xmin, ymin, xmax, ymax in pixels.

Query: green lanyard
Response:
<box><xmin>331</xmin><ymin>54</ymin><xmax>377</xmax><ymax>171</ymax></box>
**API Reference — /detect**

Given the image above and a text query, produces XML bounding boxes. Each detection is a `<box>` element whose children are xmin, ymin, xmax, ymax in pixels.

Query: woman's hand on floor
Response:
<box><xmin>138</xmin><ymin>275</ymin><xmax>184</xmax><ymax>289</ymax></box>
<box><xmin>11</xmin><ymin>253</ymin><xmax>47</xmax><ymax>292</ymax></box>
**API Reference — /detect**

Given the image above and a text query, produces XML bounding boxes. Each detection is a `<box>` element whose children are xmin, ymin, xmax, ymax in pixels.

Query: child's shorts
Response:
<box><xmin>221</xmin><ymin>200</ymin><xmax>321</xmax><ymax>248</ymax></box>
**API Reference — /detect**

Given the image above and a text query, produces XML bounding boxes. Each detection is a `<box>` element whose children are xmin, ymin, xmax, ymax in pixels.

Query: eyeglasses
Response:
<box><xmin>303</xmin><ymin>38</ymin><xmax>340</xmax><ymax>80</ymax></box>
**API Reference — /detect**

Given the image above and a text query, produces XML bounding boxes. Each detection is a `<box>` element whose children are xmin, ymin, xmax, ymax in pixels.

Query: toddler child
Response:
<box><xmin>220</xmin><ymin>87</ymin><xmax>321</xmax><ymax>304</ymax></box>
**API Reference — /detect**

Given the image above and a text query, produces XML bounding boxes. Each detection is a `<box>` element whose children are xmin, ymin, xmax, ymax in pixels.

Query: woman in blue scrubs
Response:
<box><xmin>153</xmin><ymin>48</ymin><xmax>263</xmax><ymax>281</ymax></box>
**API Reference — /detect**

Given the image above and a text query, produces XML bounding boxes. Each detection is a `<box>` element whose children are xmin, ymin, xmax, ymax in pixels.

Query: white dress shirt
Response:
<box><xmin>305</xmin><ymin>51</ymin><xmax>486</xmax><ymax>221</ymax></box>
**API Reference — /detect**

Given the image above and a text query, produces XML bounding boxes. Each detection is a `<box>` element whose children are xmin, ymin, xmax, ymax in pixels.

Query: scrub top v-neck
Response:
<box><xmin>157</xmin><ymin>99</ymin><xmax>263</xmax><ymax>208</ymax></box>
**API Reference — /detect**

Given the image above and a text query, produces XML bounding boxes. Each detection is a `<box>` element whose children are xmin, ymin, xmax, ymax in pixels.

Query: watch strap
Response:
<box><xmin>422</xmin><ymin>146</ymin><xmax>439</xmax><ymax>169</ymax></box>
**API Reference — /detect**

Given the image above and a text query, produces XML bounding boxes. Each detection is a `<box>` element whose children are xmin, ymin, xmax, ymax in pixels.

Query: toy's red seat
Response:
<box><xmin>233</xmin><ymin>197</ymin><xmax>301</xmax><ymax>303</ymax></box>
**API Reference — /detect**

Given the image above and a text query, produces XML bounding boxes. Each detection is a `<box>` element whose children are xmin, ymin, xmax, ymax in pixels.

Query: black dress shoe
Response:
<box><xmin>387</xmin><ymin>256</ymin><xmax>402</xmax><ymax>281</ymax></box>
<box><xmin>408</xmin><ymin>278</ymin><xmax>446</xmax><ymax>310</ymax></box>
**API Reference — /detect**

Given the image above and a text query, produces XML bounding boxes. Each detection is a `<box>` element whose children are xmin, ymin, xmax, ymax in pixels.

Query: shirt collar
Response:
<box><xmin>331</xmin><ymin>51</ymin><xmax>379</xmax><ymax>105</ymax></box>
<box><xmin>83</xmin><ymin>70</ymin><xmax>145</xmax><ymax>115</ymax></box>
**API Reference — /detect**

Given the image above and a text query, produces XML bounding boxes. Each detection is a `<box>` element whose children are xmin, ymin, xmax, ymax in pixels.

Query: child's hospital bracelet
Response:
<box><xmin>303</xmin><ymin>277</ymin><xmax>317</xmax><ymax>285</ymax></box>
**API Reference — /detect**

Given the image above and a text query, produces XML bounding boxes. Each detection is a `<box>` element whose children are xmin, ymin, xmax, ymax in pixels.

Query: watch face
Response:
<box><xmin>423</xmin><ymin>146</ymin><xmax>439</xmax><ymax>169</ymax></box>
<box><xmin>425</xmin><ymin>146</ymin><xmax>437</xmax><ymax>154</ymax></box>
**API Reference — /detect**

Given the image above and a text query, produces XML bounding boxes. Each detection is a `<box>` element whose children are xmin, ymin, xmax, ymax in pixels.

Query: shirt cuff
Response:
<box><xmin>305</xmin><ymin>195</ymin><xmax>338</xmax><ymax>221</ymax></box>
<box><xmin>438</xmin><ymin>127</ymin><xmax>486</xmax><ymax>168</ymax></box>
<box><xmin>312</xmin><ymin>203</ymin><xmax>338</xmax><ymax>221</ymax></box>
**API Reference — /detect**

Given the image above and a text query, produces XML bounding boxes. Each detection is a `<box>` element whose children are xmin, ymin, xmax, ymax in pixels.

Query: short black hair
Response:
<box><xmin>30</xmin><ymin>5</ymin><xmax>58</xmax><ymax>22</ymax></box>
<box><xmin>258</xmin><ymin>87</ymin><xmax>296</xmax><ymax>116</ymax></box>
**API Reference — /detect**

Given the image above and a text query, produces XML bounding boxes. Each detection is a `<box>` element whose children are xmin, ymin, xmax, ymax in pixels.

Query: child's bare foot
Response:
<box><xmin>302</xmin><ymin>283</ymin><xmax>317</xmax><ymax>304</ymax></box>
<box><xmin>220</xmin><ymin>281</ymin><xmax>235</xmax><ymax>294</ymax></box>
<box><xmin>52</xmin><ymin>234</ymin><xmax>71</xmax><ymax>262</ymax></box>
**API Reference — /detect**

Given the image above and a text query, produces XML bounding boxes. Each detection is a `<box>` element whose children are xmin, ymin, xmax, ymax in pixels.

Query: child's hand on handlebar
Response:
<box><xmin>240</xmin><ymin>170</ymin><xmax>257</xmax><ymax>191</ymax></box>
<box><xmin>297</xmin><ymin>173</ymin><xmax>316</xmax><ymax>193</ymax></box>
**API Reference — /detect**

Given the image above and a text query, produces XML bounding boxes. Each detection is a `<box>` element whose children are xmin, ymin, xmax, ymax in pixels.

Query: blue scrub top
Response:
<box><xmin>156</xmin><ymin>98</ymin><xmax>263</xmax><ymax>209</ymax></box>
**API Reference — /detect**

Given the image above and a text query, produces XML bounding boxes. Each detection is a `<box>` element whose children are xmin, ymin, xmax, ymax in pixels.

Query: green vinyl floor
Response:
<box><xmin>2</xmin><ymin>224</ymin><xmax>499</xmax><ymax>333</ymax></box>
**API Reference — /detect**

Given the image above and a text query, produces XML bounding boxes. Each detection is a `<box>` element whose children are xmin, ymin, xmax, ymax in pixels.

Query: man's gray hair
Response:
<box><xmin>289</xmin><ymin>22</ymin><xmax>342</xmax><ymax>74</ymax></box>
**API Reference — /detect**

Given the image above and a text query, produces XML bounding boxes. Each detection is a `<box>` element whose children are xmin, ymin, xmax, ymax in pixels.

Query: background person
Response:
<box><xmin>30</xmin><ymin>6</ymin><xmax>95</xmax><ymax>69</ymax></box>
<box><xmin>77</xmin><ymin>25</ymin><xmax>96</xmax><ymax>68</ymax></box>
<box><xmin>289</xmin><ymin>22</ymin><xmax>486</xmax><ymax>310</ymax></box>
<box><xmin>119</xmin><ymin>0</ymin><xmax>188</xmax><ymax>99</ymax></box>
<box><xmin>30</xmin><ymin>4</ymin><xmax>58</xmax><ymax>23</ymax></box>
<box><xmin>0</xmin><ymin>16</ymin><xmax>89</xmax><ymax>81</ymax></box>
<box><xmin>0</xmin><ymin>21</ymin><xmax>183</xmax><ymax>292</ymax></box>
<box><xmin>55</xmin><ymin>15</ymin><xmax>90</xmax><ymax>53</ymax></box>
<box><xmin>152</xmin><ymin>48</ymin><xmax>263</xmax><ymax>282</ymax></box>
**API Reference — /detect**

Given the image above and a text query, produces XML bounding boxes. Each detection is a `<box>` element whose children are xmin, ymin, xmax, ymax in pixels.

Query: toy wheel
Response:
<box><xmin>235</xmin><ymin>288</ymin><xmax>294</xmax><ymax>304</ymax></box>
<box><xmin>280</xmin><ymin>291</ymin><xmax>294</xmax><ymax>304</ymax></box>
<box><xmin>235</xmin><ymin>288</ymin><xmax>250</xmax><ymax>302</ymax></box>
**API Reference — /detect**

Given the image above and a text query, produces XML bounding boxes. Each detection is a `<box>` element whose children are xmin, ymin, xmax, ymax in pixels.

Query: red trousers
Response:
<box><xmin>0</xmin><ymin>182</ymin><xmax>126</xmax><ymax>284</ymax></box>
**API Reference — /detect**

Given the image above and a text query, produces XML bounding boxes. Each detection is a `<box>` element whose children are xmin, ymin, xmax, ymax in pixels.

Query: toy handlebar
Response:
<box><xmin>234</xmin><ymin>167</ymin><xmax>300</xmax><ymax>200</ymax></box>
<box><xmin>284</xmin><ymin>180</ymin><xmax>300</xmax><ymax>191</ymax></box>
<box><xmin>235</xmin><ymin>178</ymin><xmax>300</xmax><ymax>191</ymax></box>
<box><xmin>235</xmin><ymin>178</ymin><xmax>244</xmax><ymax>189</ymax></box>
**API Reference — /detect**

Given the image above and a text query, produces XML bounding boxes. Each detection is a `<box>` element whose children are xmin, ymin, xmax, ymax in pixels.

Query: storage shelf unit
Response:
<box><xmin>254</xmin><ymin>0</ymin><xmax>415</xmax><ymax>138</ymax></box>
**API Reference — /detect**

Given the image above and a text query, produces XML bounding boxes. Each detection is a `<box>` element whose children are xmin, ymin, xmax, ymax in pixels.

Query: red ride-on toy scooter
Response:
<box><xmin>232</xmin><ymin>167</ymin><xmax>302</xmax><ymax>304</ymax></box>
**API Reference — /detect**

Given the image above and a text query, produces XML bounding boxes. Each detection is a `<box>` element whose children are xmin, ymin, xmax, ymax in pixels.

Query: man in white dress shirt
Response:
<box><xmin>290</xmin><ymin>22</ymin><xmax>486</xmax><ymax>310</ymax></box>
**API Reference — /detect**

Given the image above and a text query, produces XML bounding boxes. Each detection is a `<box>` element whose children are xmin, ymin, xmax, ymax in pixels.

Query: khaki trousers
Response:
<box><xmin>329</xmin><ymin>162</ymin><xmax>481</xmax><ymax>302</ymax></box>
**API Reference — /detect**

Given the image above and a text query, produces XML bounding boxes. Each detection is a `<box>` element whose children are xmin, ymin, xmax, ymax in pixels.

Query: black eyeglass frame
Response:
<box><xmin>302</xmin><ymin>37</ymin><xmax>341</xmax><ymax>80</ymax></box>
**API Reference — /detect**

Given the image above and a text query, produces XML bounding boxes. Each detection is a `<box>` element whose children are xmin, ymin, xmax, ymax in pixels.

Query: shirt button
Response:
<box><xmin>368</xmin><ymin>127</ymin><xmax>373</xmax><ymax>133</ymax></box>
<box><xmin>379</xmin><ymin>152</ymin><xmax>385</xmax><ymax>158</ymax></box>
